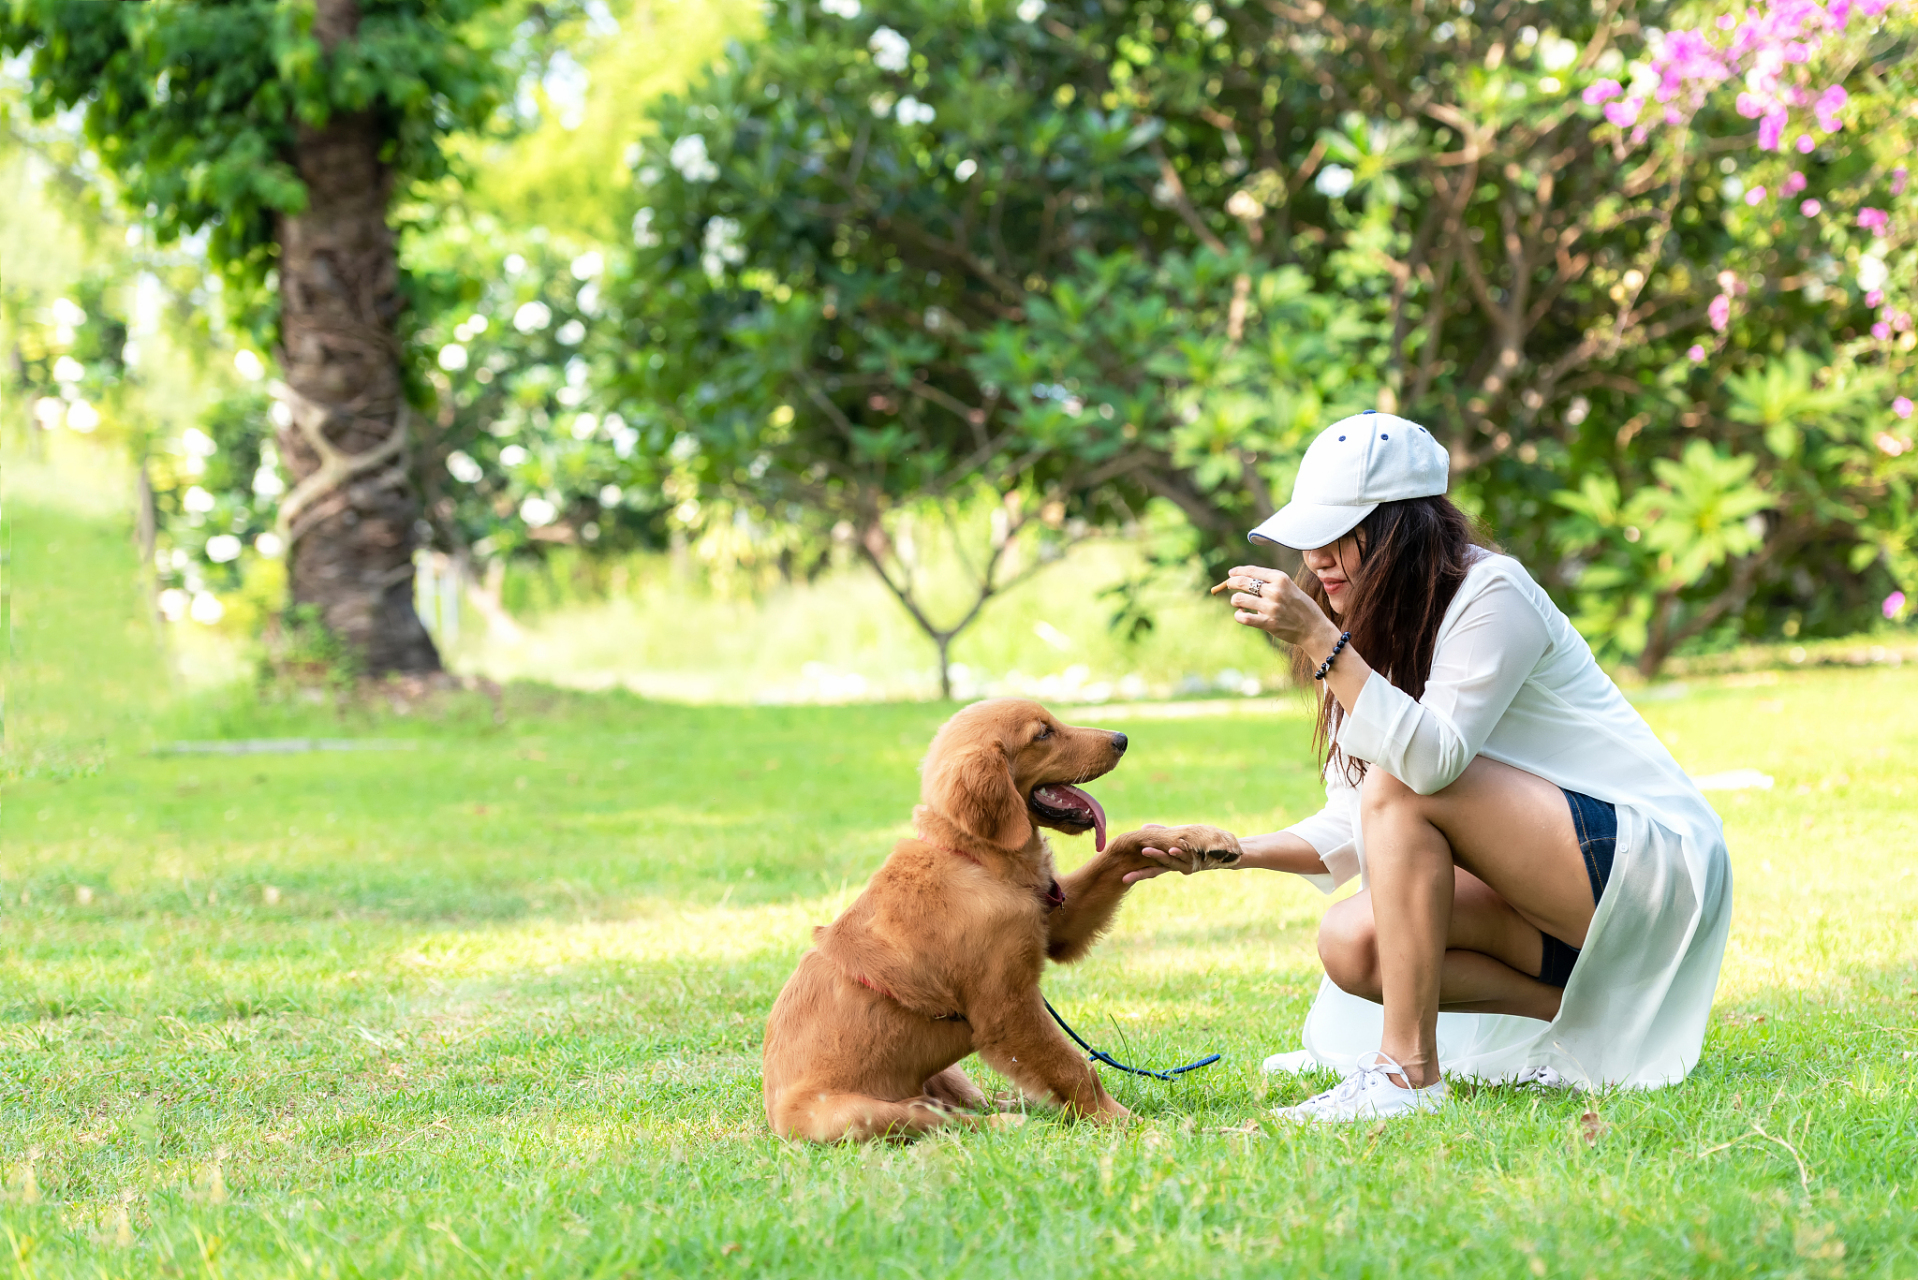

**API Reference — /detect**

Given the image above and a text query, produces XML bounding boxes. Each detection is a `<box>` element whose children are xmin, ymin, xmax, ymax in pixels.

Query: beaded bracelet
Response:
<box><xmin>1313</xmin><ymin>631</ymin><xmax>1352</xmax><ymax>681</ymax></box>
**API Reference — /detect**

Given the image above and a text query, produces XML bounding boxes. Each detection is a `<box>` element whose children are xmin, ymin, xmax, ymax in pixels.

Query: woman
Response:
<box><xmin>1132</xmin><ymin>412</ymin><xmax>1732</xmax><ymax>1121</ymax></box>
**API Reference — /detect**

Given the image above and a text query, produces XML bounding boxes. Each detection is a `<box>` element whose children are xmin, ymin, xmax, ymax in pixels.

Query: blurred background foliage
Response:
<box><xmin>4</xmin><ymin>0</ymin><xmax>1915</xmax><ymax>700</ymax></box>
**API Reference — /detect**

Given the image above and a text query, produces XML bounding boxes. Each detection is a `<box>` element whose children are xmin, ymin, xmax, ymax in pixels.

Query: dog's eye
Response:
<box><xmin>1034</xmin><ymin>725</ymin><xmax>1052</xmax><ymax>740</ymax></box>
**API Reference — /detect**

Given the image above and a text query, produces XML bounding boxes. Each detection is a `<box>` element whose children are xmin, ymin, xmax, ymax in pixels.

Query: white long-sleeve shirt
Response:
<box><xmin>1280</xmin><ymin>551</ymin><xmax>1732</xmax><ymax>1089</ymax></box>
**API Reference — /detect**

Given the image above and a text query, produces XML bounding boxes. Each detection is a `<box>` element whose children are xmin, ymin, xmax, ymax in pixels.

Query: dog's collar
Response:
<box><xmin>925</xmin><ymin>841</ymin><xmax>984</xmax><ymax>866</ymax></box>
<box><xmin>923</xmin><ymin>840</ymin><xmax>1065</xmax><ymax>913</ymax></box>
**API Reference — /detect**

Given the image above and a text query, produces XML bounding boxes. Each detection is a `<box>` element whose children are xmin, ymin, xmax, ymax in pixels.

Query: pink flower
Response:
<box><xmin>1758</xmin><ymin>113</ymin><xmax>1786</xmax><ymax>150</ymax></box>
<box><xmin>1814</xmin><ymin>84</ymin><xmax>1848</xmax><ymax>131</ymax></box>
<box><xmin>1745</xmin><ymin>186</ymin><xmax>1767</xmax><ymax>205</ymax></box>
<box><xmin>1888</xmin><ymin>591</ymin><xmax>1909</xmax><ymax>621</ymax></box>
<box><xmin>1796</xmin><ymin>134</ymin><xmax>1816</xmax><ymax>154</ymax></box>
<box><xmin>1896</xmin><ymin>311</ymin><xmax>1915</xmax><ymax>334</ymax></box>
<box><xmin>1874</xmin><ymin>322</ymin><xmax>1894</xmax><ymax>340</ymax></box>
<box><xmin>1801</xmin><ymin>198</ymin><xmax>1822</xmax><ymax>216</ymax></box>
<box><xmin>1605</xmin><ymin>99</ymin><xmax>1642</xmax><ymax>128</ymax></box>
<box><xmin>1782</xmin><ymin>171</ymin><xmax>1808</xmax><ymax>196</ymax></box>
<box><xmin>1858</xmin><ymin>207</ymin><xmax>1889</xmax><ymax>232</ymax></box>
<box><xmin>1583</xmin><ymin>79</ymin><xmax>1624</xmax><ymax>105</ymax></box>
<box><xmin>1709</xmin><ymin>293</ymin><xmax>1732</xmax><ymax>332</ymax></box>
<box><xmin>1867</xmin><ymin>290</ymin><xmax>1885</xmax><ymax>307</ymax></box>
<box><xmin>1717</xmin><ymin>12</ymin><xmax>1739</xmax><ymax>29</ymax></box>
<box><xmin>1688</xmin><ymin>344</ymin><xmax>1707</xmax><ymax>362</ymax></box>
<box><xmin>1895</xmin><ymin>396</ymin><xmax>1915</xmax><ymax>419</ymax></box>
<box><xmin>1895</xmin><ymin>167</ymin><xmax>1910</xmax><ymax>197</ymax></box>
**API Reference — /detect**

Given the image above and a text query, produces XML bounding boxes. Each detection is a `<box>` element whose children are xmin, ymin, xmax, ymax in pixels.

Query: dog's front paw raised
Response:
<box><xmin>1156</xmin><ymin>824</ymin><xmax>1243</xmax><ymax>870</ymax></box>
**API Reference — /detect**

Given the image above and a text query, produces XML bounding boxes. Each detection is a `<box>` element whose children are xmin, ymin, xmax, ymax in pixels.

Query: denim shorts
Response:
<box><xmin>1535</xmin><ymin>789</ymin><xmax>1616</xmax><ymax>988</ymax></box>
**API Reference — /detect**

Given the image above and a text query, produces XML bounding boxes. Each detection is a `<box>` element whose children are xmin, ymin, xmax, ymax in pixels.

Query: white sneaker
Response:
<box><xmin>1513</xmin><ymin>1064</ymin><xmax>1564</xmax><ymax>1089</ymax></box>
<box><xmin>1271</xmin><ymin>1051</ymin><xmax>1449</xmax><ymax>1123</ymax></box>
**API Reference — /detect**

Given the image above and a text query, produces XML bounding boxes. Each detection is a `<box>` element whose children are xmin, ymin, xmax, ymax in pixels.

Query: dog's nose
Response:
<box><xmin>1110</xmin><ymin>732</ymin><xmax>1128</xmax><ymax>754</ymax></box>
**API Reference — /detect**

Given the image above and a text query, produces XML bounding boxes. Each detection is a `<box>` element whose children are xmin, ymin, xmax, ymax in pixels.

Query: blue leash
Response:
<box><xmin>1043</xmin><ymin>997</ymin><xmax>1221</xmax><ymax>1081</ymax></box>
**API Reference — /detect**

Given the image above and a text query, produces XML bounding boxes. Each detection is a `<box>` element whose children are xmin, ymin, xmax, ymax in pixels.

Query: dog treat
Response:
<box><xmin>1209</xmin><ymin>579</ymin><xmax>1234</xmax><ymax>595</ymax></box>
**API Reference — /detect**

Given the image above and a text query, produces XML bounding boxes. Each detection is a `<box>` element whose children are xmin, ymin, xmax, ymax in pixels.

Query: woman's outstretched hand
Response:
<box><xmin>1120</xmin><ymin>824</ymin><xmax>1243</xmax><ymax>883</ymax></box>
<box><xmin>1222</xmin><ymin>566</ymin><xmax>1341</xmax><ymax>650</ymax></box>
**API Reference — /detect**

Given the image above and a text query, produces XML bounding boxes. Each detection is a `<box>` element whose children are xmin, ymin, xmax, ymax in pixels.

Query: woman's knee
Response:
<box><xmin>1318</xmin><ymin>900</ymin><xmax>1380</xmax><ymax>999</ymax></box>
<box><xmin>1359</xmin><ymin>766</ymin><xmax>1419</xmax><ymax>824</ymax></box>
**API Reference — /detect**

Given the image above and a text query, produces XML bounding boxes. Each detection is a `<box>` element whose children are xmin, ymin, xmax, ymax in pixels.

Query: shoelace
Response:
<box><xmin>1298</xmin><ymin>1050</ymin><xmax>1419</xmax><ymax>1112</ymax></box>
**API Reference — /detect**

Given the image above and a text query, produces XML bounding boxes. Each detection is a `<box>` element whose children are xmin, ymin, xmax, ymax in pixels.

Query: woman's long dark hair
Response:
<box><xmin>1287</xmin><ymin>495</ymin><xmax>1490</xmax><ymax>783</ymax></box>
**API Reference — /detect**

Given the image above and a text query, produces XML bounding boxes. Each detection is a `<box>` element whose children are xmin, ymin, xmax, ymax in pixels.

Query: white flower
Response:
<box><xmin>500</xmin><ymin>444</ymin><xmax>529</xmax><ymax>466</ymax></box>
<box><xmin>572</xmin><ymin>413</ymin><xmax>600</xmax><ymax>440</ymax></box>
<box><xmin>447</xmin><ymin>450</ymin><xmax>484</xmax><ymax>483</ymax></box>
<box><xmin>520</xmin><ymin>495</ymin><xmax>558</xmax><ymax>526</ymax></box>
<box><xmin>1314</xmin><ymin>164</ymin><xmax>1355</xmax><ymax>198</ymax></box>
<box><xmin>669</xmin><ymin>134</ymin><xmax>719</xmax><ymax>182</ymax></box>
<box><xmin>233</xmin><ymin>349</ymin><xmax>265</xmax><ymax>381</ymax></box>
<box><xmin>189</xmin><ymin>591</ymin><xmax>226</xmax><ymax>625</ymax></box>
<box><xmin>556</xmin><ymin>319</ymin><xmax>587</xmax><ymax>345</ymax></box>
<box><xmin>183</xmin><ymin>485</ymin><xmax>217</xmax><ymax>514</ymax></box>
<box><xmin>513</xmin><ymin>301</ymin><xmax>552</xmax><ymax>333</ymax></box>
<box><xmin>870</xmin><ymin>26</ymin><xmax>910</xmax><ymax>72</ymax></box>
<box><xmin>438</xmin><ymin>343</ymin><xmax>469</xmax><ymax>372</ymax></box>
<box><xmin>50</xmin><ymin>296</ymin><xmax>87</xmax><ymax>327</ymax></box>
<box><xmin>253</xmin><ymin>465</ymin><xmax>284</xmax><ymax>498</ymax></box>
<box><xmin>205</xmin><ymin>534</ymin><xmax>243</xmax><ymax>563</ymax></box>
<box><xmin>1857</xmin><ymin>255</ymin><xmax>1888</xmax><ymax>293</ymax></box>
<box><xmin>255</xmin><ymin>532</ymin><xmax>285</xmax><ymax>558</ymax></box>
<box><xmin>701</xmin><ymin>216</ymin><xmax>746</xmax><ymax>281</ymax></box>
<box><xmin>954</xmin><ymin>158</ymin><xmax>977</xmax><ymax>181</ymax></box>
<box><xmin>570</xmin><ymin>251</ymin><xmax>604</xmax><ymax>280</ymax></box>
<box><xmin>821</xmin><ymin>0</ymin><xmax>860</xmax><ymax>17</ymax></box>
<box><xmin>599</xmin><ymin>484</ymin><xmax>623</xmax><ymax>506</ymax></box>
<box><xmin>158</xmin><ymin>588</ymin><xmax>189</xmax><ymax>622</ymax></box>
<box><xmin>53</xmin><ymin>355</ymin><xmax>85</xmax><ymax>383</ymax></box>
<box><xmin>633</xmin><ymin>208</ymin><xmax>662</xmax><ymax>248</ymax></box>
<box><xmin>1016</xmin><ymin>0</ymin><xmax>1045</xmax><ymax>20</ymax></box>
<box><xmin>183</xmin><ymin>426</ymin><xmax>219</xmax><ymax>457</ymax></box>
<box><xmin>66</xmin><ymin>399</ymin><xmax>100</xmax><ymax>432</ymax></box>
<box><xmin>895</xmin><ymin>95</ymin><xmax>935</xmax><ymax>125</ymax></box>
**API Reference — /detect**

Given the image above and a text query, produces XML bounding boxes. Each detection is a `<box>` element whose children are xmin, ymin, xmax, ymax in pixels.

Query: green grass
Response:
<box><xmin>4</xmin><ymin>493</ymin><xmax>1917</xmax><ymax>1278</ymax></box>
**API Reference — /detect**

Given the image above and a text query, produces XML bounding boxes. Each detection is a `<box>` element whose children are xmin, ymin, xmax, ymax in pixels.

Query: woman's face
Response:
<box><xmin>1301</xmin><ymin>533</ymin><xmax>1365</xmax><ymax>616</ymax></box>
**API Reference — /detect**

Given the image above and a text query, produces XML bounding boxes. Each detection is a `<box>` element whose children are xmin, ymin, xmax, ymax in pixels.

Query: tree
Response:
<box><xmin>2</xmin><ymin>0</ymin><xmax>526</xmax><ymax>674</ymax></box>
<box><xmin>615</xmin><ymin>0</ymin><xmax>1917</xmax><ymax>674</ymax></box>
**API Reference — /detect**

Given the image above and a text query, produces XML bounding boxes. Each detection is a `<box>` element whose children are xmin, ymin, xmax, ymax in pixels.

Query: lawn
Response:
<box><xmin>3</xmin><ymin>493</ymin><xmax>1916</xmax><ymax>1279</ymax></box>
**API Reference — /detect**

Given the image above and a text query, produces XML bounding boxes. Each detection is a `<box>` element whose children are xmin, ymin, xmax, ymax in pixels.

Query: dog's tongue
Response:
<box><xmin>1033</xmin><ymin>784</ymin><xmax>1108</xmax><ymax>851</ymax></box>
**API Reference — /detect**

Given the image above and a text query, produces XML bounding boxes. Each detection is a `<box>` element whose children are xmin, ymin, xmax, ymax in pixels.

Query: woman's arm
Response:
<box><xmin>1235</xmin><ymin>829</ymin><xmax>1330</xmax><ymax>875</ymax></box>
<box><xmin>1123</xmin><ymin>828</ymin><xmax>1327</xmax><ymax>881</ymax></box>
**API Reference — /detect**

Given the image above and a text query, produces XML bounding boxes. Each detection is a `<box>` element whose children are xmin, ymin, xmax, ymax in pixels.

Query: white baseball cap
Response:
<box><xmin>1246</xmin><ymin>412</ymin><xmax>1449</xmax><ymax>549</ymax></box>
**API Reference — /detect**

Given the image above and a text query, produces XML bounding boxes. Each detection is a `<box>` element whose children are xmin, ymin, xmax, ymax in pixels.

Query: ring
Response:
<box><xmin>1246</xmin><ymin>578</ymin><xmax>1264</xmax><ymax>598</ymax></box>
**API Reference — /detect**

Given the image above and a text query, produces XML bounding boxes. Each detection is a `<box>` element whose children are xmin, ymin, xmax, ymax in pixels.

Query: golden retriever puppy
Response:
<box><xmin>762</xmin><ymin>697</ymin><xmax>1240</xmax><ymax>1143</ymax></box>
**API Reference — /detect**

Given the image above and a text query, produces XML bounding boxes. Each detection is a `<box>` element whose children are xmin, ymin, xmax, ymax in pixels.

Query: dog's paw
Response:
<box><xmin>1163</xmin><ymin>824</ymin><xmax>1242</xmax><ymax>869</ymax></box>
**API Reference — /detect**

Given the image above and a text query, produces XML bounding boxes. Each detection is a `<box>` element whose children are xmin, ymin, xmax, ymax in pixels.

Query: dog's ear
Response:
<box><xmin>922</xmin><ymin>740</ymin><xmax>1032</xmax><ymax>849</ymax></box>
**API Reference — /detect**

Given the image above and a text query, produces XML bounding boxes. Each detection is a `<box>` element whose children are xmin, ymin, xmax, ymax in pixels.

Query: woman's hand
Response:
<box><xmin>1120</xmin><ymin>824</ymin><xmax>1243</xmax><ymax>883</ymax></box>
<box><xmin>1222</xmin><ymin>566</ymin><xmax>1342</xmax><ymax>651</ymax></box>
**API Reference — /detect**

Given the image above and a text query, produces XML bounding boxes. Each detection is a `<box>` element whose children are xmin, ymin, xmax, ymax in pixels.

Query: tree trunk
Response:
<box><xmin>272</xmin><ymin>0</ymin><xmax>439</xmax><ymax>676</ymax></box>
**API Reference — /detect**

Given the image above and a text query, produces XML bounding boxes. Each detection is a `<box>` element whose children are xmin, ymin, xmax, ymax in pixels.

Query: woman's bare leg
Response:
<box><xmin>1359</xmin><ymin>757</ymin><xmax>1596</xmax><ymax>1088</ymax></box>
<box><xmin>1319</xmin><ymin>869</ymin><xmax>1564</xmax><ymax>1021</ymax></box>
